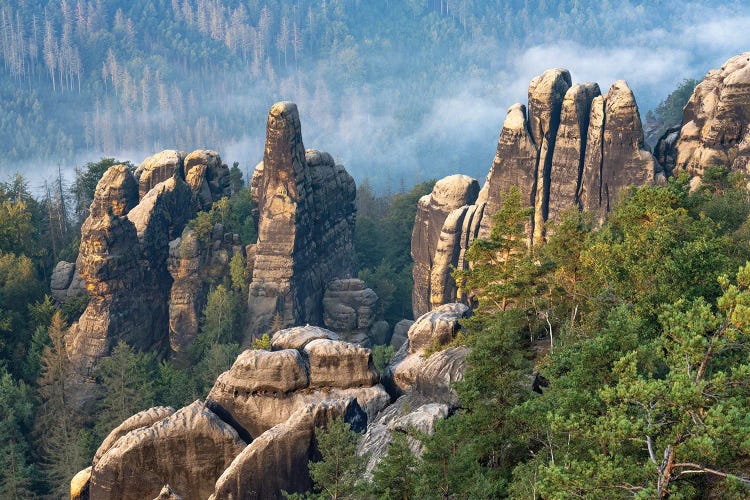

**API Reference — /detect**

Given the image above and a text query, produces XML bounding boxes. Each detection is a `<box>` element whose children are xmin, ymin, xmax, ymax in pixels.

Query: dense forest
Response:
<box><xmin>1</xmin><ymin>0</ymin><xmax>748</xmax><ymax>189</ymax></box>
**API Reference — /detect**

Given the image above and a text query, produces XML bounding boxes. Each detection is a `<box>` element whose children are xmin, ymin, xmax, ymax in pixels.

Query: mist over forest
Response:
<box><xmin>1</xmin><ymin>0</ymin><xmax>749</xmax><ymax>192</ymax></box>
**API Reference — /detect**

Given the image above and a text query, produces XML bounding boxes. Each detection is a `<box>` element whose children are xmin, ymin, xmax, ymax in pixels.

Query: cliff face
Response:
<box><xmin>64</xmin><ymin>150</ymin><xmax>230</xmax><ymax>382</ymax></box>
<box><xmin>413</xmin><ymin>70</ymin><xmax>658</xmax><ymax>316</ymax></box>
<box><xmin>674</xmin><ymin>52</ymin><xmax>750</xmax><ymax>178</ymax></box>
<box><xmin>247</xmin><ymin>102</ymin><xmax>356</xmax><ymax>340</ymax></box>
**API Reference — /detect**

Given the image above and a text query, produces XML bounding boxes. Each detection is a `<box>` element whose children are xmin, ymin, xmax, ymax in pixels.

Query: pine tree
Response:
<box><xmin>309</xmin><ymin>417</ymin><xmax>366</xmax><ymax>499</ymax></box>
<box><xmin>371</xmin><ymin>432</ymin><xmax>417</xmax><ymax>499</ymax></box>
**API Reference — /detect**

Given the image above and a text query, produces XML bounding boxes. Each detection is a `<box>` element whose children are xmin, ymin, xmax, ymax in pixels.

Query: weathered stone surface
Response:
<box><xmin>304</xmin><ymin>339</ymin><xmax>379</xmax><ymax>389</ymax></box>
<box><xmin>414</xmin><ymin>346</ymin><xmax>468</xmax><ymax>406</ymax></box>
<box><xmin>71</xmin><ymin>466</ymin><xmax>91</xmax><ymax>500</ymax></box>
<box><xmin>547</xmin><ymin>83</ymin><xmax>601</xmax><ymax>221</ymax></box>
<box><xmin>411</xmin><ymin>175</ymin><xmax>480</xmax><ymax>318</ymax></box>
<box><xmin>50</xmin><ymin>260</ymin><xmax>86</xmax><ymax>302</ymax></box>
<box><xmin>477</xmin><ymin>104</ymin><xmax>537</xmax><ymax>237</ymax></box>
<box><xmin>675</xmin><ymin>53</ymin><xmax>750</xmax><ymax>178</ymax></box>
<box><xmin>391</xmin><ymin>319</ymin><xmax>414</xmax><ymax>351</ymax></box>
<box><xmin>528</xmin><ymin>68</ymin><xmax>572</xmax><ymax>243</ymax></box>
<box><xmin>271</xmin><ymin>325</ymin><xmax>339</xmax><ymax>350</ymax></box>
<box><xmin>387</xmin><ymin>304</ymin><xmax>469</xmax><ymax>397</ymax></box>
<box><xmin>407</xmin><ymin>303</ymin><xmax>469</xmax><ymax>354</ymax></box>
<box><xmin>211</xmin><ymin>399</ymin><xmax>366</xmax><ymax>500</ymax></box>
<box><xmin>183</xmin><ymin>149</ymin><xmax>230</xmax><ymax>210</ymax></box>
<box><xmin>207</xmin><ymin>332</ymin><xmax>388</xmax><ymax>440</ymax></box>
<box><xmin>66</xmin><ymin>167</ymin><xmax>196</xmax><ymax>380</ymax></box>
<box><xmin>358</xmin><ymin>393</ymin><xmax>450</xmax><ymax>475</ymax></box>
<box><xmin>579</xmin><ymin>95</ymin><xmax>606</xmax><ymax>215</ymax></box>
<box><xmin>247</xmin><ymin>102</ymin><xmax>356</xmax><ymax>340</ymax></box>
<box><xmin>89</xmin><ymin>401</ymin><xmax>246</xmax><ymax>500</ymax></box>
<box><xmin>94</xmin><ymin>406</ymin><xmax>176</xmax><ymax>464</ymax></box>
<box><xmin>213</xmin><ymin>349</ymin><xmax>309</xmax><ymax>394</ymax></box>
<box><xmin>167</xmin><ymin>225</ymin><xmax>244</xmax><ymax>354</ymax></box>
<box><xmin>153</xmin><ymin>484</ymin><xmax>183</xmax><ymax>500</ymax></box>
<box><xmin>323</xmin><ymin>278</ymin><xmax>380</xmax><ymax>345</ymax></box>
<box><xmin>135</xmin><ymin>150</ymin><xmax>185</xmax><ymax>200</ymax></box>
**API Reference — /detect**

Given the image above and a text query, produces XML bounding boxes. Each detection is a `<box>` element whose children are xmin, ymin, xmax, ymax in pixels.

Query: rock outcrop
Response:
<box><xmin>206</xmin><ymin>327</ymin><xmax>388</xmax><ymax>439</ymax></box>
<box><xmin>167</xmin><ymin>225</ymin><xmax>244</xmax><ymax>355</ymax></box>
<box><xmin>89</xmin><ymin>401</ymin><xmax>246</xmax><ymax>500</ymax></box>
<box><xmin>247</xmin><ymin>102</ymin><xmax>356</xmax><ymax>340</ymax></box>
<box><xmin>387</xmin><ymin>303</ymin><xmax>469</xmax><ymax>403</ymax></box>
<box><xmin>80</xmin><ymin>327</ymin><xmax>387</xmax><ymax>499</ymax></box>
<box><xmin>580</xmin><ymin>81</ymin><xmax>658</xmax><ymax>221</ymax></box>
<box><xmin>415</xmin><ymin>71</ymin><xmax>657</xmax><ymax>313</ymax></box>
<box><xmin>675</xmin><ymin>52</ymin><xmax>750</xmax><ymax>178</ymax></box>
<box><xmin>62</xmin><ymin>146</ymin><xmax>238</xmax><ymax>390</ymax></box>
<box><xmin>323</xmin><ymin>278</ymin><xmax>382</xmax><ymax>345</ymax></box>
<box><xmin>211</xmin><ymin>398</ymin><xmax>366</xmax><ymax>500</ymax></box>
<box><xmin>411</xmin><ymin>175</ymin><xmax>480</xmax><ymax>318</ymax></box>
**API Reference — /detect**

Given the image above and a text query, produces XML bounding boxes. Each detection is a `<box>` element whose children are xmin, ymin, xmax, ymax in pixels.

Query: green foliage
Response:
<box><xmin>308</xmin><ymin>417</ymin><xmax>367</xmax><ymax>500</ymax></box>
<box><xmin>355</xmin><ymin>180</ymin><xmax>435</xmax><ymax>323</ymax></box>
<box><xmin>371</xmin><ymin>432</ymin><xmax>418</xmax><ymax>499</ymax></box>
<box><xmin>646</xmin><ymin>78</ymin><xmax>700</xmax><ymax>143</ymax></box>
<box><xmin>229</xmin><ymin>252</ymin><xmax>248</xmax><ymax>292</ymax></box>
<box><xmin>193</xmin><ymin>284</ymin><xmax>241</xmax><ymax>359</ymax></box>
<box><xmin>95</xmin><ymin>342</ymin><xmax>157</xmax><ymax>438</ymax></box>
<box><xmin>0</xmin><ymin>367</ymin><xmax>36</xmax><ymax>499</ymax></box>
<box><xmin>371</xmin><ymin>344</ymin><xmax>394</xmax><ymax>373</ymax></box>
<box><xmin>251</xmin><ymin>333</ymin><xmax>272</xmax><ymax>350</ymax></box>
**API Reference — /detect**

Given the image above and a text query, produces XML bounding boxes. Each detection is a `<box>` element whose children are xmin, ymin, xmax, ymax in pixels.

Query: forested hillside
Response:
<box><xmin>1</xmin><ymin>0</ymin><xmax>747</xmax><ymax>187</ymax></box>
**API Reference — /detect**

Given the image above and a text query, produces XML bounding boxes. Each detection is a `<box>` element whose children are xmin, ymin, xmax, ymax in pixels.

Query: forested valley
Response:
<box><xmin>0</xmin><ymin>0</ymin><xmax>745</xmax><ymax>187</ymax></box>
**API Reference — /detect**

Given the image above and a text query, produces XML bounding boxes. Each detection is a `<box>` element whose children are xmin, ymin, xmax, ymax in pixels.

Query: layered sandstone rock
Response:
<box><xmin>547</xmin><ymin>82</ymin><xmax>601</xmax><ymax>220</ymax></box>
<box><xmin>411</xmin><ymin>175</ymin><xmax>480</xmax><ymax>318</ymax></box>
<box><xmin>211</xmin><ymin>399</ymin><xmax>366</xmax><ymax>500</ymax></box>
<box><xmin>247</xmin><ymin>102</ymin><xmax>356</xmax><ymax>340</ymax></box>
<box><xmin>416</xmin><ymin>72</ymin><xmax>658</xmax><ymax>314</ymax></box>
<box><xmin>89</xmin><ymin>401</ymin><xmax>246</xmax><ymax>500</ymax></box>
<box><xmin>581</xmin><ymin>81</ymin><xmax>657</xmax><ymax>221</ymax></box>
<box><xmin>206</xmin><ymin>327</ymin><xmax>387</xmax><ymax>439</ymax></box>
<box><xmin>65</xmin><ymin>155</ymin><xmax>201</xmax><ymax>381</ymax></box>
<box><xmin>167</xmin><ymin>225</ymin><xmax>244</xmax><ymax>354</ymax></box>
<box><xmin>675</xmin><ymin>52</ymin><xmax>750</xmax><ymax>177</ymax></box>
<box><xmin>93</xmin><ymin>406</ymin><xmax>176</xmax><ymax>464</ymax></box>
<box><xmin>528</xmin><ymin>68</ymin><xmax>572</xmax><ymax>243</ymax></box>
<box><xmin>323</xmin><ymin>278</ymin><xmax>380</xmax><ymax>345</ymax></box>
<box><xmin>387</xmin><ymin>303</ymin><xmax>469</xmax><ymax>400</ymax></box>
<box><xmin>183</xmin><ymin>149</ymin><xmax>231</xmax><ymax>210</ymax></box>
<box><xmin>135</xmin><ymin>150</ymin><xmax>185</xmax><ymax>200</ymax></box>
<box><xmin>50</xmin><ymin>260</ymin><xmax>85</xmax><ymax>302</ymax></box>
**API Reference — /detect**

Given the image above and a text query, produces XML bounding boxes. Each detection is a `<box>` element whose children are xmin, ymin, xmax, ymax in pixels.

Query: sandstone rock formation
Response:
<box><xmin>415</xmin><ymin>71</ymin><xmax>657</xmax><ymax>314</ymax></box>
<box><xmin>387</xmin><ymin>303</ymin><xmax>469</xmax><ymax>402</ymax></box>
<box><xmin>167</xmin><ymin>225</ymin><xmax>244</xmax><ymax>354</ymax></box>
<box><xmin>247</xmin><ymin>102</ymin><xmax>356</xmax><ymax>339</ymax></box>
<box><xmin>411</xmin><ymin>175</ymin><xmax>480</xmax><ymax>318</ymax></box>
<box><xmin>390</xmin><ymin>319</ymin><xmax>414</xmax><ymax>351</ymax></box>
<box><xmin>65</xmin><ymin>149</ymin><xmax>227</xmax><ymax>383</ymax></box>
<box><xmin>50</xmin><ymin>260</ymin><xmax>85</xmax><ymax>302</ymax></box>
<box><xmin>580</xmin><ymin>80</ymin><xmax>658</xmax><ymax>221</ymax></box>
<box><xmin>528</xmin><ymin>68</ymin><xmax>572</xmax><ymax>243</ymax></box>
<box><xmin>79</xmin><ymin>327</ymin><xmax>387</xmax><ymax>499</ymax></box>
<box><xmin>206</xmin><ymin>327</ymin><xmax>388</xmax><ymax>439</ymax></box>
<box><xmin>675</xmin><ymin>52</ymin><xmax>750</xmax><ymax>178</ymax></box>
<box><xmin>210</xmin><ymin>398</ymin><xmax>366</xmax><ymax>500</ymax></box>
<box><xmin>183</xmin><ymin>149</ymin><xmax>231</xmax><ymax>210</ymax></box>
<box><xmin>323</xmin><ymin>278</ymin><xmax>381</xmax><ymax>345</ymax></box>
<box><xmin>89</xmin><ymin>401</ymin><xmax>246</xmax><ymax>500</ymax></box>
<box><xmin>547</xmin><ymin>82</ymin><xmax>601</xmax><ymax>221</ymax></box>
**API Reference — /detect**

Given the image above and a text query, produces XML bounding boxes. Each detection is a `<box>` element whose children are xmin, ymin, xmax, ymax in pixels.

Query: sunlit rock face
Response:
<box><xmin>246</xmin><ymin>102</ymin><xmax>356</xmax><ymax>341</ymax></box>
<box><xmin>675</xmin><ymin>52</ymin><xmax>750</xmax><ymax>179</ymax></box>
<box><xmin>413</xmin><ymin>69</ymin><xmax>658</xmax><ymax>314</ymax></box>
